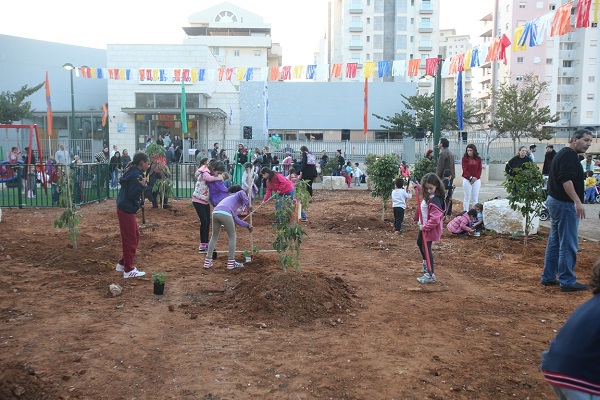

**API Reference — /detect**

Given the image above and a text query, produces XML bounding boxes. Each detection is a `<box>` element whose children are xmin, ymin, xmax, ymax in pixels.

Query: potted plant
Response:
<box><xmin>152</xmin><ymin>272</ymin><xmax>167</xmax><ymax>295</ymax></box>
<box><xmin>242</xmin><ymin>249</ymin><xmax>252</xmax><ymax>263</ymax></box>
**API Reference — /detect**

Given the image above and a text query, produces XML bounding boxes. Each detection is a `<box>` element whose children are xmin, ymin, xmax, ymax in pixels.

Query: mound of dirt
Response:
<box><xmin>0</xmin><ymin>363</ymin><xmax>61</xmax><ymax>400</ymax></box>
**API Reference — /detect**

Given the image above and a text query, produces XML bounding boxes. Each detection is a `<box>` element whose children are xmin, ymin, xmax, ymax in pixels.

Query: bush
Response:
<box><xmin>412</xmin><ymin>157</ymin><xmax>435</xmax><ymax>182</ymax></box>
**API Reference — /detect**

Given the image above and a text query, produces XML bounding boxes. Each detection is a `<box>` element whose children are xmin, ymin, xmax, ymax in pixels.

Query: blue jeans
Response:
<box><xmin>110</xmin><ymin>169</ymin><xmax>119</xmax><ymax>189</ymax></box>
<box><xmin>541</xmin><ymin>196</ymin><xmax>579</xmax><ymax>286</ymax></box>
<box><xmin>275</xmin><ymin>190</ymin><xmax>306</xmax><ymax>219</ymax></box>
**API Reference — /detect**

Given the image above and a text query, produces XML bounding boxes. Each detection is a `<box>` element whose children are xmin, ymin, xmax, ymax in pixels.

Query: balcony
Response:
<box><xmin>559</xmin><ymin>50</ymin><xmax>576</xmax><ymax>59</ymax></box>
<box><xmin>349</xmin><ymin>40</ymin><xmax>363</xmax><ymax>50</ymax></box>
<box><xmin>349</xmin><ymin>21</ymin><xmax>363</xmax><ymax>32</ymax></box>
<box><xmin>420</xmin><ymin>2</ymin><xmax>433</xmax><ymax>14</ymax></box>
<box><xmin>559</xmin><ymin>67</ymin><xmax>575</xmax><ymax>76</ymax></box>
<box><xmin>418</xmin><ymin>41</ymin><xmax>433</xmax><ymax>51</ymax></box>
<box><xmin>349</xmin><ymin>2</ymin><xmax>363</xmax><ymax>13</ymax></box>
<box><xmin>557</xmin><ymin>84</ymin><xmax>575</xmax><ymax>94</ymax></box>
<box><xmin>419</xmin><ymin>22</ymin><xmax>433</xmax><ymax>33</ymax></box>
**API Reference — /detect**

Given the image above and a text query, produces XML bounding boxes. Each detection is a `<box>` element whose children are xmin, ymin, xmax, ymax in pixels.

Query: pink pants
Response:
<box><xmin>117</xmin><ymin>209</ymin><xmax>140</xmax><ymax>272</ymax></box>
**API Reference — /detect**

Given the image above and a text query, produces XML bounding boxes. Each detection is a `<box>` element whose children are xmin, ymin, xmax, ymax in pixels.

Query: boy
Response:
<box><xmin>471</xmin><ymin>203</ymin><xmax>484</xmax><ymax>236</ymax></box>
<box><xmin>353</xmin><ymin>163</ymin><xmax>363</xmax><ymax>187</ymax></box>
<box><xmin>391</xmin><ymin>178</ymin><xmax>412</xmax><ymax>235</ymax></box>
<box><xmin>442</xmin><ymin>169</ymin><xmax>455</xmax><ymax>220</ymax></box>
<box><xmin>584</xmin><ymin>170</ymin><xmax>597</xmax><ymax>204</ymax></box>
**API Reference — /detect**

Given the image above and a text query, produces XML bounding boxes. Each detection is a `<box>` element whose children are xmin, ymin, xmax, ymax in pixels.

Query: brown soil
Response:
<box><xmin>0</xmin><ymin>191</ymin><xmax>598</xmax><ymax>399</ymax></box>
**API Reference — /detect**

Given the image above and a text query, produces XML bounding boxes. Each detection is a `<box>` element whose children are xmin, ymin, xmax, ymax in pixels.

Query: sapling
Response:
<box><xmin>53</xmin><ymin>165</ymin><xmax>82</xmax><ymax>249</ymax></box>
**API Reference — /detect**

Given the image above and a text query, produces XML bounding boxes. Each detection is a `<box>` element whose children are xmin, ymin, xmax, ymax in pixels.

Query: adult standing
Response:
<box><xmin>163</xmin><ymin>133</ymin><xmax>171</xmax><ymax>149</ymax></box>
<box><xmin>298</xmin><ymin>145</ymin><xmax>318</xmax><ymax>198</ymax></box>
<box><xmin>541</xmin><ymin>129</ymin><xmax>593</xmax><ymax>292</ymax></box>
<box><xmin>95</xmin><ymin>146</ymin><xmax>110</xmax><ymax>190</ymax></box>
<box><xmin>319</xmin><ymin>150</ymin><xmax>328</xmax><ymax>177</ymax></box>
<box><xmin>55</xmin><ymin>144</ymin><xmax>70</xmax><ymax>165</ymax></box>
<box><xmin>110</xmin><ymin>145</ymin><xmax>119</xmax><ymax>158</ymax></box>
<box><xmin>435</xmin><ymin>138</ymin><xmax>455</xmax><ymax>182</ymax></box>
<box><xmin>233</xmin><ymin>143</ymin><xmax>248</xmax><ymax>185</ymax></box>
<box><xmin>121</xmin><ymin>149</ymin><xmax>131</xmax><ymax>168</ymax></box>
<box><xmin>542</xmin><ymin>145</ymin><xmax>557</xmax><ymax>177</ymax></box>
<box><xmin>156</xmin><ymin>135</ymin><xmax>164</xmax><ymax>147</ymax></box>
<box><xmin>334</xmin><ymin>150</ymin><xmax>345</xmax><ymax>176</ymax></box>
<box><xmin>109</xmin><ymin>151</ymin><xmax>122</xmax><ymax>190</ymax></box>
<box><xmin>581</xmin><ymin>154</ymin><xmax>594</xmax><ymax>173</ymax></box>
<box><xmin>505</xmin><ymin>146</ymin><xmax>531</xmax><ymax>177</ymax></box>
<box><xmin>461</xmin><ymin>144</ymin><xmax>483</xmax><ymax>212</ymax></box>
<box><xmin>528</xmin><ymin>144</ymin><xmax>537</xmax><ymax>162</ymax></box>
<box><xmin>211</xmin><ymin>143</ymin><xmax>219</xmax><ymax>159</ymax></box>
<box><xmin>172</xmin><ymin>135</ymin><xmax>183</xmax><ymax>163</ymax></box>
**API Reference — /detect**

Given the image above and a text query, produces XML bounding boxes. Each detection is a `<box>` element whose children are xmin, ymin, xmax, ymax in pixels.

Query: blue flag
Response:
<box><xmin>456</xmin><ymin>71</ymin><xmax>464</xmax><ymax>131</ymax></box>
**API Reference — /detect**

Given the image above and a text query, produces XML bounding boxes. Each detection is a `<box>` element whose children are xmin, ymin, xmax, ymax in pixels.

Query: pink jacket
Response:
<box><xmin>447</xmin><ymin>213</ymin><xmax>473</xmax><ymax>234</ymax></box>
<box><xmin>264</xmin><ymin>172</ymin><xmax>294</xmax><ymax>200</ymax></box>
<box><xmin>415</xmin><ymin>196</ymin><xmax>445</xmax><ymax>241</ymax></box>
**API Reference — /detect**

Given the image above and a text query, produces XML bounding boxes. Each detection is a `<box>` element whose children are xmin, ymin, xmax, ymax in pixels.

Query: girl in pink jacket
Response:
<box><xmin>414</xmin><ymin>173</ymin><xmax>446</xmax><ymax>284</ymax></box>
<box><xmin>447</xmin><ymin>210</ymin><xmax>477</xmax><ymax>238</ymax></box>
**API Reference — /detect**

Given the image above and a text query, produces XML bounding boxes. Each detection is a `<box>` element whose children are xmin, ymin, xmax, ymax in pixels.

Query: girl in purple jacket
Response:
<box><xmin>203</xmin><ymin>186</ymin><xmax>253</xmax><ymax>270</ymax></box>
<box><xmin>415</xmin><ymin>173</ymin><xmax>446</xmax><ymax>284</ymax></box>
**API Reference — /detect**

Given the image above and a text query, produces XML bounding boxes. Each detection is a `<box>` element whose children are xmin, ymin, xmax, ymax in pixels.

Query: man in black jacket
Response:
<box><xmin>542</xmin><ymin>145</ymin><xmax>557</xmax><ymax>177</ymax></box>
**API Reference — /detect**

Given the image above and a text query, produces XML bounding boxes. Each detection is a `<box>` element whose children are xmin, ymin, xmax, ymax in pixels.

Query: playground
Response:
<box><xmin>0</xmin><ymin>190</ymin><xmax>598</xmax><ymax>399</ymax></box>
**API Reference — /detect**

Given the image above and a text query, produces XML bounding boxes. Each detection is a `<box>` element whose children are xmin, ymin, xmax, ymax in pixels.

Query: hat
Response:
<box><xmin>529</xmin><ymin>144</ymin><xmax>537</xmax><ymax>148</ymax></box>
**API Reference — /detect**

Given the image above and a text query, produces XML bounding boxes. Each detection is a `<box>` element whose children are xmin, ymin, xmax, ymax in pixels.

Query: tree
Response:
<box><xmin>0</xmin><ymin>83</ymin><xmax>44</xmax><ymax>124</ymax></box>
<box><xmin>491</xmin><ymin>74</ymin><xmax>559</xmax><ymax>154</ymax></box>
<box><xmin>412</xmin><ymin>156</ymin><xmax>436</xmax><ymax>182</ymax></box>
<box><xmin>368</xmin><ymin>154</ymin><xmax>401</xmax><ymax>221</ymax></box>
<box><xmin>145</xmin><ymin>143</ymin><xmax>173</xmax><ymax>209</ymax></box>
<box><xmin>502</xmin><ymin>162</ymin><xmax>546</xmax><ymax>246</ymax></box>
<box><xmin>373</xmin><ymin>93</ymin><xmax>480</xmax><ymax>137</ymax></box>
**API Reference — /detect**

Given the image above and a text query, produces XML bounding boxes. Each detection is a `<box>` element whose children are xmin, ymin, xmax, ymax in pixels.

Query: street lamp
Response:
<box><xmin>62</xmin><ymin>63</ymin><xmax>89</xmax><ymax>141</ymax></box>
<box><xmin>568</xmin><ymin>106</ymin><xmax>578</xmax><ymax>132</ymax></box>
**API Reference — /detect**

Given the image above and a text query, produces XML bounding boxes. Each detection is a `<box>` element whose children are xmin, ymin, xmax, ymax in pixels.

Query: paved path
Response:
<box><xmin>313</xmin><ymin>179</ymin><xmax>599</xmax><ymax>242</ymax></box>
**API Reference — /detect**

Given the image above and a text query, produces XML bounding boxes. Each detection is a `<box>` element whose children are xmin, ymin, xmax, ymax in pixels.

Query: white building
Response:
<box><xmin>327</xmin><ymin>0</ymin><xmax>440</xmax><ymax>89</ymax></box>
<box><xmin>439</xmin><ymin>29</ymin><xmax>473</xmax><ymax>104</ymax></box>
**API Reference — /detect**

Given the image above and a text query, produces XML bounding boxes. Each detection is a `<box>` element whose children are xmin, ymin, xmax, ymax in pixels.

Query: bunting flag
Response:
<box><xmin>407</xmin><ymin>59</ymin><xmax>421</xmax><ymax>76</ymax></box>
<box><xmin>456</xmin><ymin>71</ymin><xmax>464</xmax><ymax>131</ymax></box>
<box><xmin>45</xmin><ymin>71</ymin><xmax>53</xmax><ymax>138</ymax></box>
<box><xmin>281</xmin><ymin>66</ymin><xmax>291</xmax><ymax>80</ymax></box>
<box><xmin>551</xmin><ymin>2</ymin><xmax>574</xmax><ymax>36</ymax></box>
<box><xmin>331</xmin><ymin>64</ymin><xmax>342</xmax><ymax>78</ymax></box>
<box><xmin>181</xmin><ymin>79</ymin><xmax>187</xmax><ymax>134</ymax></box>
<box><xmin>363</xmin><ymin>78</ymin><xmax>368</xmax><ymax>135</ymax></box>
<box><xmin>425</xmin><ymin>58</ymin><xmax>441</xmax><ymax>76</ymax></box>
<box><xmin>345</xmin><ymin>63</ymin><xmax>358</xmax><ymax>78</ymax></box>
<box><xmin>363</xmin><ymin>62</ymin><xmax>376</xmax><ymax>78</ymax></box>
<box><xmin>102</xmin><ymin>103</ymin><xmax>108</xmax><ymax>127</ymax></box>
<box><xmin>270</xmin><ymin>66</ymin><xmax>279</xmax><ymax>81</ymax></box>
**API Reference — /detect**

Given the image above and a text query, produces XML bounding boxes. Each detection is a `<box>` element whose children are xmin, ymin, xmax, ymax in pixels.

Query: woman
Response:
<box><xmin>115</xmin><ymin>152</ymin><xmax>149</xmax><ymax>278</ymax></box>
<box><xmin>233</xmin><ymin>144</ymin><xmax>248</xmax><ymax>185</ymax></box>
<box><xmin>425</xmin><ymin>149</ymin><xmax>434</xmax><ymax>161</ymax></box>
<box><xmin>334</xmin><ymin>150</ymin><xmax>345</xmax><ymax>176</ymax></box>
<box><xmin>298</xmin><ymin>145</ymin><xmax>318</xmax><ymax>197</ymax></box>
<box><xmin>109</xmin><ymin>151</ymin><xmax>122</xmax><ymax>190</ymax></box>
<box><xmin>171</xmin><ymin>135</ymin><xmax>183</xmax><ymax>163</ymax></box>
<box><xmin>121</xmin><ymin>149</ymin><xmax>131</xmax><ymax>168</ymax></box>
<box><xmin>156</xmin><ymin>135</ymin><xmax>164</xmax><ymax>147</ymax></box>
<box><xmin>505</xmin><ymin>146</ymin><xmax>531</xmax><ymax>177</ymax></box>
<box><xmin>461</xmin><ymin>144</ymin><xmax>483</xmax><ymax>212</ymax></box>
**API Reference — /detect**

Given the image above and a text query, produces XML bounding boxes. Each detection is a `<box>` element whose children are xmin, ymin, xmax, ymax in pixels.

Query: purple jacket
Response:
<box><xmin>213</xmin><ymin>191</ymin><xmax>250</xmax><ymax>228</ymax></box>
<box><xmin>207</xmin><ymin>178</ymin><xmax>229</xmax><ymax>206</ymax></box>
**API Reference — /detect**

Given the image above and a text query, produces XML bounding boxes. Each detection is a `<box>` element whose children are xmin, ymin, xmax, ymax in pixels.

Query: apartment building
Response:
<box><xmin>327</xmin><ymin>0</ymin><xmax>440</xmax><ymax>90</ymax></box>
<box><xmin>476</xmin><ymin>0</ymin><xmax>599</xmax><ymax>136</ymax></box>
<box><xmin>439</xmin><ymin>29</ymin><xmax>474</xmax><ymax>104</ymax></box>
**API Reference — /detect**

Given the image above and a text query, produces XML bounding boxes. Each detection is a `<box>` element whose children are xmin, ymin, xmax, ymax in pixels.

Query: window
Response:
<box><xmin>589</xmin><ymin>58</ymin><xmax>597</xmax><ymax>65</ymax></box>
<box><xmin>546</xmin><ymin>58</ymin><xmax>553</xmax><ymax>64</ymax></box>
<box><xmin>549</xmin><ymin>4</ymin><xmax>556</xmax><ymax>10</ymax></box>
<box><xmin>517</xmin><ymin>57</ymin><xmax>524</xmax><ymax>63</ymax></box>
<box><xmin>563</xmin><ymin>60</ymin><xmax>573</xmax><ymax>67</ymax></box>
<box><xmin>367</xmin><ymin>17</ymin><xmax>370</xmax><ymax>24</ymax></box>
<box><xmin>374</xmin><ymin>34</ymin><xmax>384</xmax><ymax>49</ymax></box>
<box><xmin>588</xmin><ymin>94</ymin><xmax>595</xmax><ymax>100</ymax></box>
<box><xmin>517</xmin><ymin>19</ymin><xmax>526</xmax><ymax>26</ymax></box>
<box><xmin>586</xmin><ymin>111</ymin><xmax>593</xmax><ymax>118</ymax></box>
<box><xmin>367</xmin><ymin>35</ymin><xmax>371</xmax><ymax>42</ymax></box>
<box><xmin>397</xmin><ymin>35</ymin><xmax>407</xmax><ymax>48</ymax></box>
<box><xmin>397</xmin><ymin>16</ymin><xmax>407</xmax><ymax>30</ymax></box>
<box><xmin>366</xmin><ymin>53</ymin><xmax>371</xmax><ymax>60</ymax></box>
<box><xmin>374</xmin><ymin>0</ymin><xmax>384</xmax><ymax>12</ymax></box>
<box><xmin>254</xmin><ymin>50</ymin><xmax>261</xmax><ymax>56</ymax></box>
<box><xmin>213</xmin><ymin>47</ymin><xmax>220</xmax><ymax>55</ymax></box>
<box><xmin>589</xmin><ymin>76</ymin><xmax>596</xmax><ymax>83</ymax></box>
<box><xmin>519</xmin><ymin>2</ymin><xmax>526</xmax><ymax>8</ymax></box>
<box><xmin>420</xmin><ymin>17</ymin><xmax>431</xmax><ymax>29</ymax></box>
<box><xmin>410</xmin><ymin>36</ymin><xmax>414</xmax><ymax>43</ymax></box>
<box><xmin>374</xmin><ymin>16</ymin><xmax>383</xmax><ymax>30</ymax></box>
<box><xmin>516</xmin><ymin>76</ymin><xmax>524</xmax><ymax>81</ymax></box>
<box><xmin>234</xmin><ymin>50</ymin><xmax>240</xmax><ymax>56</ymax></box>
<box><xmin>591</xmin><ymin>40</ymin><xmax>597</xmax><ymax>46</ymax></box>
<box><xmin>397</xmin><ymin>0</ymin><xmax>407</xmax><ymax>8</ymax></box>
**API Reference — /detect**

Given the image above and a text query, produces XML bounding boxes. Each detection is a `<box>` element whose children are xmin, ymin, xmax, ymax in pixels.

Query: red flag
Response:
<box><xmin>45</xmin><ymin>71</ymin><xmax>53</xmax><ymax>138</ymax></box>
<box><xmin>102</xmin><ymin>103</ymin><xmax>108</xmax><ymax>127</ymax></box>
<box><xmin>363</xmin><ymin>78</ymin><xmax>368</xmax><ymax>135</ymax></box>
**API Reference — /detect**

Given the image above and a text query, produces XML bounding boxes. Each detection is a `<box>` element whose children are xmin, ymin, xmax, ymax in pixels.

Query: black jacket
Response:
<box><xmin>117</xmin><ymin>166</ymin><xmax>146</xmax><ymax>214</ymax></box>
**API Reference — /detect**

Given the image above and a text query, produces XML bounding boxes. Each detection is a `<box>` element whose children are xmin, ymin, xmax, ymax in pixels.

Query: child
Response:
<box><xmin>414</xmin><ymin>172</ymin><xmax>446</xmax><ymax>284</ymax></box>
<box><xmin>471</xmin><ymin>203</ymin><xmax>484</xmax><ymax>236</ymax></box>
<box><xmin>27</xmin><ymin>165</ymin><xmax>37</xmax><ymax>198</ymax></box>
<box><xmin>392</xmin><ymin>178</ymin><xmax>412</xmax><ymax>234</ymax></box>
<box><xmin>115</xmin><ymin>152</ymin><xmax>150</xmax><ymax>278</ymax></box>
<box><xmin>49</xmin><ymin>162</ymin><xmax>64</xmax><ymax>205</ymax></box>
<box><xmin>287</xmin><ymin>168</ymin><xmax>307</xmax><ymax>221</ymax></box>
<box><xmin>447</xmin><ymin>210</ymin><xmax>477</xmax><ymax>238</ymax></box>
<box><xmin>222</xmin><ymin>172</ymin><xmax>232</xmax><ymax>188</ymax></box>
<box><xmin>192</xmin><ymin>157</ymin><xmax>224</xmax><ymax>253</ymax></box>
<box><xmin>442</xmin><ymin>169</ymin><xmax>455</xmax><ymax>219</ymax></box>
<box><xmin>584</xmin><ymin>170</ymin><xmax>597</xmax><ymax>204</ymax></box>
<box><xmin>206</xmin><ymin>160</ymin><xmax>229</xmax><ymax>207</ymax></box>
<box><xmin>261</xmin><ymin>166</ymin><xmax>307</xmax><ymax>222</ymax></box>
<box><xmin>353</xmin><ymin>163</ymin><xmax>363</xmax><ymax>187</ymax></box>
<box><xmin>399</xmin><ymin>161</ymin><xmax>410</xmax><ymax>186</ymax></box>
<box><xmin>343</xmin><ymin>161</ymin><xmax>353</xmax><ymax>188</ymax></box>
<box><xmin>282</xmin><ymin>152</ymin><xmax>293</xmax><ymax>176</ymax></box>
<box><xmin>203</xmin><ymin>185</ymin><xmax>253</xmax><ymax>270</ymax></box>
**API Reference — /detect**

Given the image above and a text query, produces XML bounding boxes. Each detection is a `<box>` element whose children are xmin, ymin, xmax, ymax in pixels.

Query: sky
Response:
<box><xmin>1</xmin><ymin>0</ymin><xmax>493</xmax><ymax>66</ymax></box>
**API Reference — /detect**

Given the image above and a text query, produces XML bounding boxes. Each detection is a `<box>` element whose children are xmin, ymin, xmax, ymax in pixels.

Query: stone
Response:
<box><xmin>321</xmin><ymin>176</ymin><xmax>347</xmax><ymax>190</ymax></box>
<box><xmin>108</xmin><ymin>284</ymin><xmax>122</xmax><ymax>297</ymax></box>
<box><xmin>483</xmin><ymin>199</ymin><xmax>539</xmax><ymax>235</ymax></box>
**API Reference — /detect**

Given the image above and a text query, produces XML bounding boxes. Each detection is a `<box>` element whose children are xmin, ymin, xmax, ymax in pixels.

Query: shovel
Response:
<box><xmin>139</xmin><ymin>197</ymin><xmax>159</xmax><ymax>233</ymax></box>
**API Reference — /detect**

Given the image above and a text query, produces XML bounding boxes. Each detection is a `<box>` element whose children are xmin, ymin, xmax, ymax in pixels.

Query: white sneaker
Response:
<box><xmin>227</xmin><ymin>261</ymin><xmax>244</xmax><ymax>270</ymax></box>
<box><xmin>474</xmin><ymin>231</ymin><xmax>481</xmax><ymax>237</ymax></box>
<box><xmin>116</xmin><ymin>263</ymin><xmax>124</xmax><ymax>272</ymax></box>
<box><xmin>123</xmin><ymin>268</ymin><xmax>146</xmax><ymax>278</ymax></box>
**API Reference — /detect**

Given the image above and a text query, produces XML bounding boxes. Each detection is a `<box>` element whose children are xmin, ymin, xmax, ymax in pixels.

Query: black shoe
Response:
<box><xmin>541</xmin><ymin>280</ymin><xmax>559</xmax><ymax>286</ymax></box>
<box><xmin>560</xmin><ymin>282</ymin><xmax>589</xmax><ymax>292</ymax></box>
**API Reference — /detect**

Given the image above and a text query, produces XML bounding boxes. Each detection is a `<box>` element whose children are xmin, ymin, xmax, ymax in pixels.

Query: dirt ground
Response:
<box><xmin>0</xmin><ymin>190</ymin><xmax>598</xmax><ymax>400</ymax></box>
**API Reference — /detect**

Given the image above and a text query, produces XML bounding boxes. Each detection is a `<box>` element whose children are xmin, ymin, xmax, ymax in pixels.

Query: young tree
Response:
<box><xmin>502</xmin><ymin>162</ymin><xmax>546</xmax><ymax>246</ymax></box>
<box><xmin>0</xmin><ymin>83</ymin><xmax>44</xmax><ymax>124</ymax></box>
<box><xmin>368</xmin><ymin>154</ymin><xmax>401</xmax><ymax>221</ymax></box>
<box><xmin>491</xmin><ymin>74</ymin><xmax>559</xmax><ymax>154</ymax></box>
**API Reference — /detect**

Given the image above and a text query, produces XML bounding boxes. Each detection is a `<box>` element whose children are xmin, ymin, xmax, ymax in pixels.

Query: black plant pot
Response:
<box><xmin>153</xmin><ymin>282</ymin><xmax>165</xmax><ymax>295</ymax></box>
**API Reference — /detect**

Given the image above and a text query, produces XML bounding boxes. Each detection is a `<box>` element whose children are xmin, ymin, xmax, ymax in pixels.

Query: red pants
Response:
<box><xmin>117</xmin><ymin>209</ymin><xmax>140</xmax><ymax>272</ymax></box>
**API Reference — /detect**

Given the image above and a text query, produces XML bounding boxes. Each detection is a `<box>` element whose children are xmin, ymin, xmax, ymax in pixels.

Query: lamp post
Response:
<box><xmin>568</xmin><ymin>106</ymin><xmax>577</xmax><ymax>133</ymax></box>
<box><xmin>62</xmin><ymin>63</ymin><xmax>76</xmax><ymax>141</ymax></box>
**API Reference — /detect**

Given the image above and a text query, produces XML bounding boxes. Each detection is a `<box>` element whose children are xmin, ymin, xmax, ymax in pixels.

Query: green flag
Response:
<box><xmin>181</xmin><ymin>78</ymin><xmax>187</xmax><ymax>134</ymax></box>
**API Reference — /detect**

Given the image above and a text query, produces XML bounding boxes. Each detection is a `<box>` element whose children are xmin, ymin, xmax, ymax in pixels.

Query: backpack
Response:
<box><xmin>306</xmin><ymin>152</ymin><xmax>317</xmax><ymax>166</ymax></box>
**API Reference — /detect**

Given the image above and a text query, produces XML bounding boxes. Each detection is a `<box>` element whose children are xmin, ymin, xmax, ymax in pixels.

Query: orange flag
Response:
<box><xmin>45</xmin><ymin>72</ymin><xmax>53</xmax><ymax>138</ymax></box>
<box><xmin>102</xmin><ymin>103</ymin><xmax>108</xmax><ymax>127</ymax></box>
